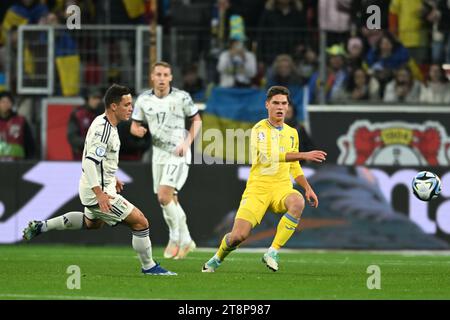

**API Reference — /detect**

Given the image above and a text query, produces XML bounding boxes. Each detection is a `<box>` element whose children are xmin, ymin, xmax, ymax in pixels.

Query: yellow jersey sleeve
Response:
<box><xmin>289</xmin><ymin>128</ymin><xmax>304</xmax><ymax>179</ymax></box>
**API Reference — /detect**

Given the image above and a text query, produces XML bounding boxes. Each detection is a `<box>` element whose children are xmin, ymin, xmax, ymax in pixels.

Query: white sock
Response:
<box><xmin>161</xmin><ymin>201</ymin><xmax>180</xmax><ymax>242</ymax></box>
<box><xmin>268</xmin><ymin>247</ymin><xmax>278</xmax><ymax>254</ymax></box>
<box><xmin>132</xmin><ymin>228</ymin><xmax>156</xmax><ymax>270</ymax></box>
<box><xmin>41</xmin><ymin>211</ymin><xmax>85</xmax><ymax>232</ymax></box>
<box><xmin>176</xmin><ymin>202</ymin><xmax>192</xmax><ymax>246</ymax></box>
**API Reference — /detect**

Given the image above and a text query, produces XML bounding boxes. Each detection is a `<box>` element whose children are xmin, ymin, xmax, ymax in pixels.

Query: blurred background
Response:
<box><xmin>0</xmin><ymin>0</ymin><xmax>449</xmax><ymax>250</ymax></box>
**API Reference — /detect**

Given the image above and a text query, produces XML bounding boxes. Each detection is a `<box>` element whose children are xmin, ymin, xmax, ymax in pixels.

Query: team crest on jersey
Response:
<box><xmin>95</xmin><ymin>146</ymin><xmax>106</xmax><ymax>157</ymax></box>
<box><xmin>258</xmin><ymin>131</ymin><xmax>265</xmax><ymax>141</ymax></box>
<box><xmin>170</xmin><ymin>105</ymin><xmax>176</xmax><ymax>112</ymax></box>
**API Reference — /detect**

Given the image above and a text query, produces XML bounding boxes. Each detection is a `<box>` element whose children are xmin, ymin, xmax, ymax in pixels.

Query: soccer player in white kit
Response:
<box><xmin>131</xmin><ymin>62</ymin><xmax>202</xmax><ymax>259</ymax></box>
<box><xmin>22</xmin><ymin>84</ymin><xmax>176</xmax><ymax>276</ymax></box>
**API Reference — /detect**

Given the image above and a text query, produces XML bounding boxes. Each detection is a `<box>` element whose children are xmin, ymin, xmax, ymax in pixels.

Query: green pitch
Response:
<box><xmin>0</xmin><ymin>244</ymin><xmax>449</xmax><ymax>300</ymax></box>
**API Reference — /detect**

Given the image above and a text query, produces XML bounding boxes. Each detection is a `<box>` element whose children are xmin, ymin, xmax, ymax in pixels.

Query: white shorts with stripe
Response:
<box><xmin>152</xmin><ymin>162</ymin><xmax>189</xmax><ymax>194</ymax></box>
<box><xmin>80</xmin><ymin>182</ymin><xmax>135</xmax><ymax>226</ymax></box>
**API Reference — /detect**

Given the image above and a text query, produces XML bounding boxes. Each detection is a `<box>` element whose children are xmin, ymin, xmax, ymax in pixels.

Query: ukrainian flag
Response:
<box><xmin>1</xmin><ymin>3</ymin><xmax>48</xmax><ymax>45</ymax></box>
<box><xmin>199</xmin><ymin>87</ymin><xmax>306</xmax><ymax>163</ymax></box>
<box><xmin>55</xmin><ymin>32</ymin><xmax>80</xmax><ymax>96</ymax></box>
<box><xmin>122</xmin><ymin>0</ymin><xmax>146</xmax><ymax>19</ymax></box>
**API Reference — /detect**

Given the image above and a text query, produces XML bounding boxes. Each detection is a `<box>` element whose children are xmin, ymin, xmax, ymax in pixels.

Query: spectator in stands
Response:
<box><xmin>182</xmin><ymin>63</ymin><xmax>205</xmax><ymax>102</ymax></box>
<box><xmin>118</xmin><ymin>120</ymin><xmax>151</xmax><ymax>161</ymax></box>
<box><xmin>346</xmin><ymin>36</ymin><xmax>366</xmax><ymax>75</ymax></box>
<box><xmin>366</xmin><ymin>31</ymin><xmax>410</xmax><ymax>73</ymax></box>
<box><xmin>389</xmin><ymin>0</ymin><xmax>430</xmax><ymax>65</ymax></box>
<box><xmin>317</xmin><ymin>0</ymin><xmax>351</xmax><ymax>46</ymax></box>
<box><xmin>293</xmin><ymin>44</ymin><xmax>318</xmax><ymax>83</ymax></box>
<box><xmin>67</xmin><ymin>88</ymin><xmax>104</xmax><ymax>160</ymax></box>
<box><xmin>308</xmin><ymin>44</ymin><xmax>348</xmax><ymax>104</ymax></box>
<box><xmin>383</xmin><ymin>66</ymin><xmax>422</xmax><ymax>103</ymax></box>
<box><xmin>427</xmin><ymin>0</ymin><xmax>450</xmax><ymax>64</ymax></box>
<box><xmin>208</xmin><ymin>0</ymin><xmax>235</xmax><ymax>84</ymax></box>
<box><xmin>332</xmin><ymin>67</ymin><xmax>380</xmax><ymax>103</ymax></box>
<box><xmin>366</xmin><ymin>31</ymin><xmax>422</xmax><ymax>95</ymax></box>
<box><xmin>257</xmin><ymin>0</ymin><xmax>307</xmax><ymax>64</ymax></box>
<box><xmin>420</xmin><ymin>63</ymin><xmax>450</xmax><ymax>104</ymax></box>
<box><xmin>0</xmin><ymin>91</ymin><xmax>35</xmax><ymax>161</ymax></box>
<box><xmin>217</xmin><ymin>32</ymin><xmax>257</xmax><ymax>88</ymax></box>
<box><xmin>266</xmin><ymin>54</ymin><xmax>303</xmax><ymax>88</ymax></box>
<box><xmin>360</xmin><ymin>27</ymin><xmax>384</xmax><ymax>51</ymax></box>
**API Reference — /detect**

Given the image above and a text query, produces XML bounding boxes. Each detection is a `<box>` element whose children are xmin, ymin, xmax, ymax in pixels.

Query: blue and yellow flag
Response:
<box><xmin>199</xmin><ymin>87</ymin><xmax>306</xmax><ymax>163</ymax></box>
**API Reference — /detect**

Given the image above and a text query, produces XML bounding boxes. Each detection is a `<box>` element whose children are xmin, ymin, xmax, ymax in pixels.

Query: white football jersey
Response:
<box><xmin>132</xmin><ymin>87</ymin><xmax>198</xmax><ymax>164</ymax></box>
<box><xmin>79</xmin><ymin>114</ymin><xmax>121</xmax><ymax>205</ymax></box>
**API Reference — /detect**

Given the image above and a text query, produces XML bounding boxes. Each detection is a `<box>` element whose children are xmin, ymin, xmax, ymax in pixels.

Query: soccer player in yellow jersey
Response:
<box><xmin>202</xmin><ymin>86</ymin><xmax>327</xmax><ymax>272</ymax></box>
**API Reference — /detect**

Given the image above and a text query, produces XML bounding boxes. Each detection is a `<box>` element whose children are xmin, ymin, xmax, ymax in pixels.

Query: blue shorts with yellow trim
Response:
<box><xmin>235</xmin><ymin>186</ymin><xmax>302</xmax><ymax>227</ymax></box>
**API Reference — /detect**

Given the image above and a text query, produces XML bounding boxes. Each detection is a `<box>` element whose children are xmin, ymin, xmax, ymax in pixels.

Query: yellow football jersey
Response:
<box><xmin>247</xmin><ymin>119</ymin><xmax>304</xmax><ymax>188</ymax></box>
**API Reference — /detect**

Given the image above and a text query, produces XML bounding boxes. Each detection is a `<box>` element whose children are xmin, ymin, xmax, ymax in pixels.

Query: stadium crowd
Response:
<box><xmin>0</xmin><ymin>0</ymin><xmax>449</xmax><ymax>161</ymax></box>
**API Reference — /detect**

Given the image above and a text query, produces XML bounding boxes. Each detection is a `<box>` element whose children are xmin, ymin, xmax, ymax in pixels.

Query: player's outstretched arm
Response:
<box><xmin>130</xmin><ymin>120</ymin><xmax>148</xmax><ymax>138</ymax></box>
<box><xmin>285</xmin><ymin>150</ymin><xmax>327</xmax><ymax>163</ymax></box>
<box><xmin>295</xmin><ymin>175</ymin><xmax>319</xmax><ymax>208</ymax></box>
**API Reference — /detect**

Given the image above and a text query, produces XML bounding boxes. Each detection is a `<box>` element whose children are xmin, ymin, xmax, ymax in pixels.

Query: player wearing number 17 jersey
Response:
<box><xmin>131</xmin><ymin>61</ymin><xmax>202</xmax><ymax>260</ymax></box>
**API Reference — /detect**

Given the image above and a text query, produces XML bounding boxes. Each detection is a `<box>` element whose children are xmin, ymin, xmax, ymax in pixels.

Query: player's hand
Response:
<box><xmin>96</xmin><ymin>192</ymin><xmax>114</xmax><ymax>213</ymax></box>
<box><xmin>300</xmin><ymin>150</ymin><xmax>327</xmax><ymax>163</ymax></box>
<box><xmin>116</xmin><ymin>178</ymin><xmax>124</xmax><ymax>193</ymax></box>
<box><xmin>175</xmin><ymin>141</ymin><xmax>190</xmax><ymax>157</ymax></box>
<box><xmin>305</xmin><ymin>188</ymin><xmax>319</xmax><ymax>208</ymax></box>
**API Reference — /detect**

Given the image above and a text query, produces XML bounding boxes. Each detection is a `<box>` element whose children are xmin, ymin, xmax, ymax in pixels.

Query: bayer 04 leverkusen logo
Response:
<box><xmin>337</xmin><ymin>120</ymin><xmax>450</xmax><ymax>166</ymax></box>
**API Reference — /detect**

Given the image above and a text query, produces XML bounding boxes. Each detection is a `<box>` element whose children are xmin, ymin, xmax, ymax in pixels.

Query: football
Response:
<box><xmin>412</xmin><ymin>171</ymin><xmax>442</xmax><ymax>201</ymax></box>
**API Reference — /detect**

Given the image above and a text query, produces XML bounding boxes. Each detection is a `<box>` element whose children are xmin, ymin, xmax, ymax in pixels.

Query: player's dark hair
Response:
<box><xmin>103</xmin><ymin>84</ymin><xmax>131</xmax><ymax>109</ymax></box>
<box><xmin>151</xmin><ymin>61</ymin><xmax>172</xmax><ymax>72</ymax></box>
<box><xmin>266</xmin><ymin>86</ymin><xmax>290</xmax><ymax>102</ymax></box>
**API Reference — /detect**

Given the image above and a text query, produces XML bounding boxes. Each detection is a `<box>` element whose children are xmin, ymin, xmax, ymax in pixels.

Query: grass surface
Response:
<box><xmin>1</xmin><ymin>245</ymin><xmax>449</xmax><ymax>300</ymax></box>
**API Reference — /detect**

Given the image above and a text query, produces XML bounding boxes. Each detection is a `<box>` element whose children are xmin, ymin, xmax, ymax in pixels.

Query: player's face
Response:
<box><xmin>151</xmin><ymin>66</ymin><xmax>173</xmax><ymax>91</ymax></box>
<box><xmin>266</xmin><ymin>94</ymin><xmax>288</xmax><ymax>123</ymax></box>
<box><xmin>114</xmin><ymin>94</ymin><xmax>133</xmax><ymax>121</ymax></box>
<box><xmin>0</xmin><ymin>97</ymin><xmax>13</xmax><ymax>115</ymax></box>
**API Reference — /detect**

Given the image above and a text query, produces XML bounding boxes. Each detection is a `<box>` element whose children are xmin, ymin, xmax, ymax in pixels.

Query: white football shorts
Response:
<box><xmin>80</xmin><ymin>182</ymin><xmax>135</xmax><ymax>226</ymax></box>
<box><xmin>152</xmin><ymin>162</ymin><xmax>189</xmax><ymax>194</ymax></box>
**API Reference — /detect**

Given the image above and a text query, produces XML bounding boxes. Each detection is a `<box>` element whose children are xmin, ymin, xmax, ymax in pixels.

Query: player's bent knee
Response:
<box><xmin>287</xmin><ymin>198</ymin><xmax>305</xmax><ymax>218</ymax></box>
<box><xmin>133</xmin><ymin>214</ymin><xmax>149</xmax><ymax>230</ymax></box>
<box><xmin>125</xmin><ymin>208</ymin><xmax>150</xmax><ymax>230</ymax></box>
<box><xmin>84</xmin><ymin>217</ymin><xmax>103</xmax><ymax>230</ymax></box>
<box><xmin>157</xmin><ymin>193</ymin><xmax>172</xmax><ymax>206</ymax></box>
